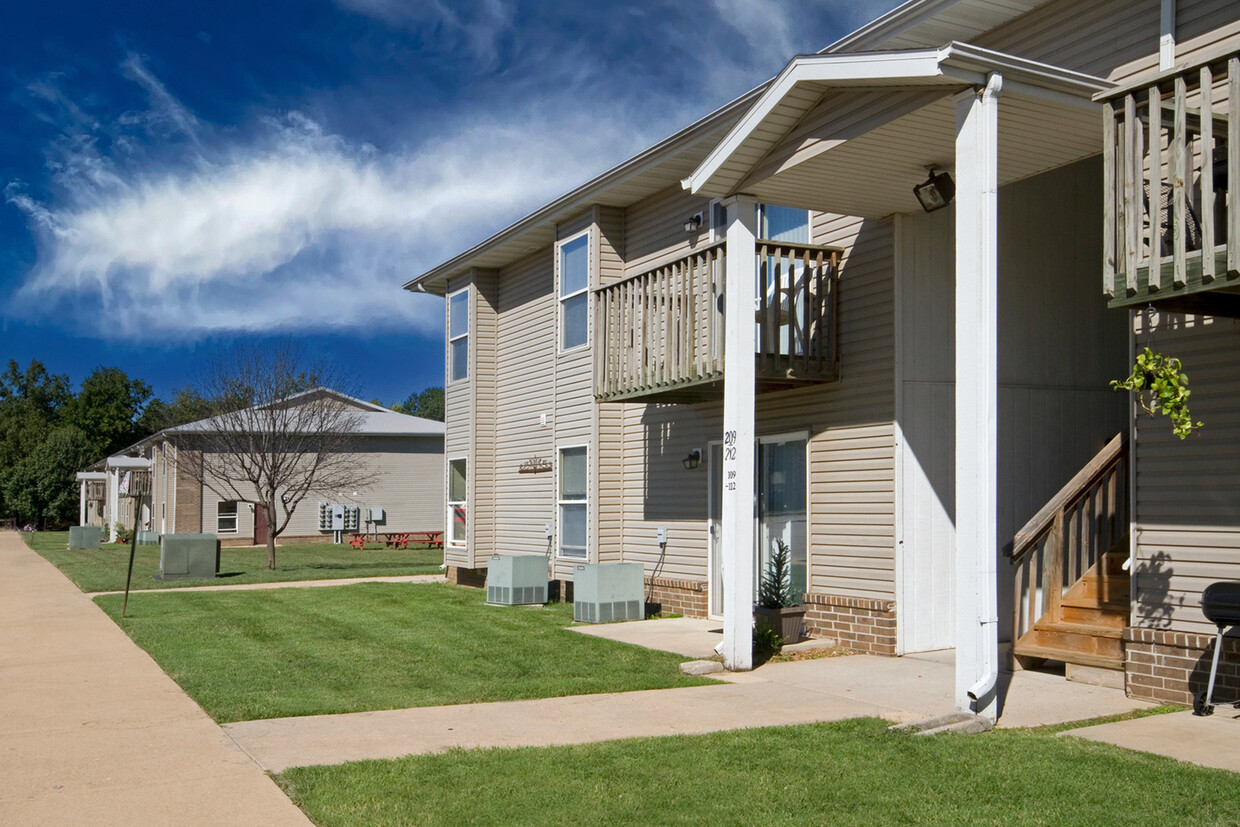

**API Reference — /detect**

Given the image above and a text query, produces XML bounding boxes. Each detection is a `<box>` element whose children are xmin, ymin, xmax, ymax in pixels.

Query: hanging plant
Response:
<box><xmin>1110</xmin><ymin>347</ymin><xmax>1203</xmax><ymax>439</ymax></box>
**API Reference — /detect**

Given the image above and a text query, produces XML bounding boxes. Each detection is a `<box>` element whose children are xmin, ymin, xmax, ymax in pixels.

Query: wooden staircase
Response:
<box><xmin>1009</xmin><ymin>435</ymin><xmax>1129</xmax><ymax>675</ymax></box>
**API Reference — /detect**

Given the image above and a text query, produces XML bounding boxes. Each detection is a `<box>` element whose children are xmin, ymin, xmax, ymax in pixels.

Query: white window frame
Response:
<box><xmin>447</xmin><ymin>288</ymin><xmax>469</xmax><ymax>384</ymax></box>
<box><xmin>217</xmin><ymin>500</ymin><xmax>238</xmax><ymax>534</ymax></box>
<box><xmin>447</xmin><ymin>457</ymin><xmax>467</xmax><ymax>547</ymax></box>
<box><xmin>556</xmin><ymin>229</ymin><xmax>591</xmax><ymax>353</ymax></box>
<box><xmin>556</xmin><ymin>443</ymin><xmax>589</xmax><ymax>560</ymax></box>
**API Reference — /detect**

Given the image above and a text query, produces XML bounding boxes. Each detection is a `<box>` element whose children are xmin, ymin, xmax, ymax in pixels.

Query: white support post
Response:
<box><xmin>954</xmin><ymin>74</ymin><xmax>1002</xmax><ymax>721</ymax></box>
<box><xmin>108</xmin><ymin>468</ymin><xmax>120</xmax><ymax>542</ymax></box>
<box><xmin>79</xmin><ymin>479</ymin><xmax>87</xmax><ymax>526</ymax></box>
<box><xmin>720</xmin><ymin>195</ymin><xmax>758</xmax><ymax>671</ymax></box>
<box><xmin>1159</xmin><ymin>0</ymin><xmax>1176</xmax><ymax>71</ymax></box>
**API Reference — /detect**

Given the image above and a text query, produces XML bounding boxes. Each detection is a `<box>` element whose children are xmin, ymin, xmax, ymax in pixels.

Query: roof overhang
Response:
<box><xmin>684</xmin><ymin>43</ymin><xmax>1114</xmax><ymax>219</ymax></box>
<box><xmin>104</xmin><ymin>455</ymin><xmax>151</xmax><ymax>470</ymax></box>
<box><xmin>823</xmin><ymin>0</ymin><xmax>1053</xmax><ymax>54</ymax></box>
<box><xmin>75</xmin><ymin>472</ymin><xmax>107</xmax><ymax>482</ymax></box>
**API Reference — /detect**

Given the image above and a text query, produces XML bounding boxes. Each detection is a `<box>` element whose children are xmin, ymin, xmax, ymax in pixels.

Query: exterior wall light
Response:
<box><xmin>682</xmin><ymin>448</ymin><xmax>702</xmax><ymax>470</ymax></box>
<box><xmin>684</xmin><ymin>213</ymin><xmax>703</xmax><ymax>233</ymax></box>
<box><xmin>914</xmin><ymin>169</ymin><xmax>955</xmax><ymax>212</ymax></box>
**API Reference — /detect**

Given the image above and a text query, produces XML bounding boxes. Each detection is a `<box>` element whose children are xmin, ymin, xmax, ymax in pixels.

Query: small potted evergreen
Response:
<box><xmin>754</xmin><ymin>539</ymin><xmax>806</xmax><ymax>644</ymax></box>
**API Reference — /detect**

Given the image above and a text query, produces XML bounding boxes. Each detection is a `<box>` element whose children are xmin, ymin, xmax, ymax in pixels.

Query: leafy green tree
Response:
<box><xmin>393</xmin><ymin>387</ymin><xmax>444</xmax><ymax>421</ymax></box>
<box><xmin>3</xmin><ymin>425</ymin><xmax>95</xmax><ymax>528</ymax></box>
<box><xmin>137</xmin><ymin>387</ymin><xmax>216</xmax><ymax>433</ymax></box>
<box><xmin>0</xmin><ymin>360</ymin><xmax>72</xmax><ymax>516</ymax></box>
<box><xmin>61</xmin><ymin>367</ymin><xmax>153</xmax><ymax>461</ymax></box>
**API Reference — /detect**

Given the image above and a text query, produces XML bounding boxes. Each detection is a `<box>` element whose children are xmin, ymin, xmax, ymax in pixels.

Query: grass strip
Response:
<box><xmin>25</xmin><ymin>531</ymin><xmax>442</xmax><ymax>592</ymax></box>
<box><xmin>94</xmin><ymin>583</ymin><xmax>714</xmax><ymax>722</ymax></box>
<box><xmin>277</xmin><ymin>717</ymin><xmax>1240</xmax><ymax>826</ymax></box>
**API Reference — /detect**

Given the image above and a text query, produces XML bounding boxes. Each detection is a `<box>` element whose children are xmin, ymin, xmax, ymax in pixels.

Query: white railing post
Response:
<box><xmin>720</xmin><ymin>195</ymin><xmax>758</xmax><ymax>671</ymax></box>
<box><xmin>954</xmin><ymin>74</ymin><xmax>1002</xmax><ymax>721</ymax></box>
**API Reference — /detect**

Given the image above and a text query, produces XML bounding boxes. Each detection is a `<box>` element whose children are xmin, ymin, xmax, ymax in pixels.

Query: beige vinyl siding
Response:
<box><xmin>596</xmin><ymin>206</ymin><xmax>626</xmax><ymax>563</ymax></box>
<box><xmin>444</xmin><ymin>274</ymin><xmax>474</xmax><ymax>568</ymax></box>
<box><xmin>896</xmin><ymin>158</ymin><xmax>1129</xmax><ymax>640</ymax></box>
<box><xmin>978</xmin><ymin>0</ymin><xmax>1236</xmax><ymax>85</ymax></box>
<box><xmin>472</xmin><ymin>269</ymin><xmax>499</xmax><ymax>566</ymax></box>
<box><xmin>493</xmin><ymin>248</ymin><xmax>557</xmax><ymax>560</ymax></box>
<box><xmin>614</xmin><ymin>211</ymin><xmax>898</xmax><ymax>601</ymax></box>
<box><xmin>1133</xmin><ymin>314</ymin><xmax>1240</xmax><ymax>637</ymax></box>
<box><xmin>623</xmin><ymin>185</ymin><xmax>713</xmax><ymax>276</ymax></box>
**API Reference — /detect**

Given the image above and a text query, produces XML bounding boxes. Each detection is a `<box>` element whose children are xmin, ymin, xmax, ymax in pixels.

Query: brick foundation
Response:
<box><xmin>446</xmin><ymin>566</ymin><xmax>487</xmax><ymax>588</ymax></box>
<box><xmin>801</xmin><ymin>593</ymin><xmax>897</xmax><ymax>655</ymax></box>
<box><xmin>643</xmin><ymin>577</ymin><xmax>708</xmax><ymax>618</ymax></box>
<box><xmin>1125</xmin><ymin>627</ymin><xmax>1240</xmax><ymax>705</ymax></box>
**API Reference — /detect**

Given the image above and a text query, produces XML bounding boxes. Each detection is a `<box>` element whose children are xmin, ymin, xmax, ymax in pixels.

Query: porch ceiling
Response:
<box><xmin>685</xmin><ymin>42</ymin><xmax>1113</xmax><ymax>219</ymax></box>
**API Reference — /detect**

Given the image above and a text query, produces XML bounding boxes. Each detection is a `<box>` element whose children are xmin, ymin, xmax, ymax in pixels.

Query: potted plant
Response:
<box><xmin>1110</xmin><ymin>347</ymin><xmax>1203</xmax><ymax>439</ymax></box>
<box><xmin>754</xmin><ymin>538</ymin><xmax>807</xmax><ymax>644</ymax></box>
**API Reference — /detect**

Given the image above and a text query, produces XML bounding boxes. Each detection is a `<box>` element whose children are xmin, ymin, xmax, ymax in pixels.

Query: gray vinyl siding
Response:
<box><xmin>472</xmin><ymin>269</ymin><xmax>499</xmax><ymax>566</ymax></box>
<box><xmin>444</xmin><ymin>274</ymin><xmax>474</xmax><ymax>568</ymax></box>
<box><xmin>197</xmin><ymin>435</ymin><xmax>444</xmax><ymax>541</ymax></box>
<box><xmin>494</xmin><ymin>248</ymin><xmax>557</xmax><ymax>561</ymax></box>
<box><xmin>624</xmin><ymin>185</ymin><xmax>714</xmax><ymax>276</ymax></box>
<box><xmin>596</xmin><ymin>206</ymin><xmax>626</xmax><ymax>564</ymax></box>
<box><xmin>1132</xmin><ymin>315</ymin><xmax>1240</xmax><ymax>637</ymax></box>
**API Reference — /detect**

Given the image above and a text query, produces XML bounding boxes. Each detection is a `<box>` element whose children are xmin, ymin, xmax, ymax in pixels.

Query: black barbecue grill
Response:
<box><xmin>1193</xmin><ymin>581</ymin><xmax>1240</xmax><ymax>716</ymax></box>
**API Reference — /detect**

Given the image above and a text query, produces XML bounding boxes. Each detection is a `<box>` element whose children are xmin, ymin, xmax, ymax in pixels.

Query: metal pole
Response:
<box><xmin>122</xmin><ymin>492</ymin><xmax>143</xmax><ymax>618</ymax></box>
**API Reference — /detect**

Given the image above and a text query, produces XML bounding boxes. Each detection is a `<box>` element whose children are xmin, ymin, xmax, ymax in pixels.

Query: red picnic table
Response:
<box><xmin>350</xmin><ymin>531</ymin><xmax>443</xmax><ymax>550</ymax></box>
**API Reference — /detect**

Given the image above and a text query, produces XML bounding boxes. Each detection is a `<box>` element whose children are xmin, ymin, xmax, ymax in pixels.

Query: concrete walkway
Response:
<box><xmin>0</xmin><ymin>531</ymin><xmax>310</xmax><ymax>826</ymax></box>
<box><xmin>94</xmin><ymin>572</ymin><xmax>445</xmax><ymax>596</ymax></box>
<box><xmin>1068</xmin><ymin>708</ymin><xmax>1240</xmax><ymax>773</ymax></box>
<box><xmin>226</xmin><ymin>642</ymin><xmax>1152</xmax><ymax>773</ymax></box>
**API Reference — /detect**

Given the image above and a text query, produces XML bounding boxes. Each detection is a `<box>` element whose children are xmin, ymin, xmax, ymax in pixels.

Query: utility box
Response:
<box><xmin>136</xmin><ymin>530</ymin><xmax>160</xmax><ymax>546</ymax></box>
<box><xmin>368</xmin><ymin>506</ymin><xmax>385</xmax><ymax>523</ymax></box>
<box><xmin>68</xmin><ymin>525</ymin><xmax>102</xmax><ymax>550</ymax></box>
<box><xmin>486</xmin><ymin>554</ymin><xmax>548</xmax><ymax>605</ymax></box>
<box><xmin>573</xmin><ymin>562</ymin><xmax>644</xmax><ymax>623</ymax></box>
<box><xmin>157</xmin><ymin>534</ymin><xmax>220</xmax><ymax>581</ymax></box>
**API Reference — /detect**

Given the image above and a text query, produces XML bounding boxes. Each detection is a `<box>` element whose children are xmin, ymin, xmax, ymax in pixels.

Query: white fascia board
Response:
<box><xmin>683</xmin><ymin>49</ymin><xmax>952</xmax><ymax>195</ymax></box>
<box><xmin>76</xmin><ymin>471</ymin><xmax>108</xmax><ymax>481</ymax></box>
<box><xmin>684</xmin><ymin>42</ymin><xmax>1112</xmax><ymax>196</ymax></box>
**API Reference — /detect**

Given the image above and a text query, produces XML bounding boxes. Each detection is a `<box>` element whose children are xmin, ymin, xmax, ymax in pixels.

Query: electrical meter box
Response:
<box><xmin>369</xmin><ymin>506</ymin><xmax>386</xmax><ymax>523</ymax></box>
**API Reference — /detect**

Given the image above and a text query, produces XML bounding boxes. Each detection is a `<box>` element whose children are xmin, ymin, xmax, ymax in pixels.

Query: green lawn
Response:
<box><xmin>25</xmin><ymin>531</ymin><xmax>443</xmax><ymax>592</ymax></box>
<box><xmin>94</xmin><ymin>583</ymin><xmax>714</xmax><ymax>723</ymax></box>
<box><xmin>276</xmin><ymin>717</ymin><xmax>1240</xmax><ymax>826</ymax></box>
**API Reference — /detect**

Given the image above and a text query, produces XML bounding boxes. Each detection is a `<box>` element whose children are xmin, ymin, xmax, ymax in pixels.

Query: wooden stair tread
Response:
<box><xmin>1060</xmin><ymin>595</ymin><xmax>1128</xmax><ymax>612</ymax></box>
<box><xmin>1033</xmin><ymin>619</ymin><xmax>1123</xmax><ymax>639</ymax></box>
<box><xmin>1012</xmin><ymin>643</ymin><xmax>1123</xmax><ymax>670</ymax></box>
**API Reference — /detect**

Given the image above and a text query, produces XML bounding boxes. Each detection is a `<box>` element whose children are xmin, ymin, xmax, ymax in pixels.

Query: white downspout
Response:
<box><xmin>954</xmin><ymin>72</ymin><xmax>1003</xmax><ymax>719</ymax></box>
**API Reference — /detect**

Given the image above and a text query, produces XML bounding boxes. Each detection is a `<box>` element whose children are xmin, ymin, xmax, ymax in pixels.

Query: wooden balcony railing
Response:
<box><xmin>594</xmin><ymin>240</ymin><xmax>841</xmax><ymax>401</ymax></box>
<box><xmin>1102</xmin><ymin>49</ymin><xmax>1240</xmax><ymax>308</ymax></box>
<box><xmin>1008</xmin><ymin>434</ymin><xmax>1128</xmax><ymax>642</ymax></box>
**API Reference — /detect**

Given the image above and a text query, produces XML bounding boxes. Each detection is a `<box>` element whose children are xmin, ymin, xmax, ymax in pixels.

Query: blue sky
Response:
<box><xmin>0</xmin><ymin>0</ymin><xmax>897</xmax><ymax>407</ymax></box>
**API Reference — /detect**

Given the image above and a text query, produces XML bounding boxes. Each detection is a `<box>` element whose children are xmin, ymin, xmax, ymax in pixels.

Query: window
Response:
<box><xmin>447</xmin><ymin>458</ymin><xmax>467</xmax><ymax>546</ymax></box>
<box><xmin>217</xmin><ymin>501</ymin><xmax>238</xmax><ymax>534</ymax></box>
<box><xmin>448</xmin><ymin>290</ymin><xmax>469</xmax><ymax>382</ymax></box>
<box><xmin>558</xmin><ymin>446</ymin><xmax>587</xmax><ymax>559</ymax></box>
<box><xmin>710</xmin><ymin>200</ymin><xmax>811</xmax><ymax>244</ymax></box>
<box><xmin>558</xmin><ymin>232</ymin><xmax>589</xmax><ymax>350</ymax></box>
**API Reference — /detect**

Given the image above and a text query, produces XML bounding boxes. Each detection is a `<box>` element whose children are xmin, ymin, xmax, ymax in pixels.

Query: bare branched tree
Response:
<box><xmin>174</xmin><ymin>343</ymin><xmax>371</xmax><ymax>569</ymax></box>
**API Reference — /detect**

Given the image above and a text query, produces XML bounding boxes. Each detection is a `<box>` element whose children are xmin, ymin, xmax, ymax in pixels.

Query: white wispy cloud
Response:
<box><xmin>335</xmin><ymin>0</ymin><xmax>516</xmax><ymax>65</ymax></box>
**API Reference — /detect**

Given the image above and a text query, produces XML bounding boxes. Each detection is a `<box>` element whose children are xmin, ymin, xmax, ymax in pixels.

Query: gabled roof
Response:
<box><xmin>683</xmin><ymin>42</ymin><xmax>1112</xmax><ymax>202</ymax></box>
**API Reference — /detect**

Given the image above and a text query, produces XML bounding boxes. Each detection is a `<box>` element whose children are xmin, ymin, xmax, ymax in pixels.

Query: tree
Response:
<box><xmin>136</xmin><ymin>387</ymin><xmax>217</xmax><ymax>434</ymax></box>
<box><xmin>3</xmin><ymin>425</ymin><xmax>95</xmax><ymax>528</ymax></box>
<box><xmin>177</xmin><ymin>343</ymin><xmax>369</xmax><ymax>570</ymax></box>
<box><xmin>393</xmin><ymin>386</ymin><xmax>444</xmax><ymax>421</ymax></box>
<box><xmin>61</xmin><ymin>367</ymin><xmax>153</xmax><ymax>461</ymax></box>
<box><xmin>0</xmin><ymin>360</ymin><xmax>72</xmax><ymax>517</ymax></box>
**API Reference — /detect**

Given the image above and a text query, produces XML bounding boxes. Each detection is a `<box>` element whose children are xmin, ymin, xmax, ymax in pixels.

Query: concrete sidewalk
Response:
<box><xmin>225</xmin><ymin>645</ymin><xmax>1151</xmax><ymax>773</ymax></box>
<box><xmin>0</xmin><ymin>531</ymin><xmax>310</xmax><ymax>826</ymax></box>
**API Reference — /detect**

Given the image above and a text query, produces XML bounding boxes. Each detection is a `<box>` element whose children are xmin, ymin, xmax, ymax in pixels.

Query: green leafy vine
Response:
<box><xmin>1110</xmin><ymin>347</ymin><xmax>1202</xmax><ymax>439</ymax></box>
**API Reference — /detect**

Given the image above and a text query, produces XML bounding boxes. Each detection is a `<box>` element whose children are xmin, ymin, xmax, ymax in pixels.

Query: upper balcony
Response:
<box><xmin>1102</xmin><ymin>49</ymin><xmax>1240</xmax><ymax>313</ymax></box>
<box><xmin>594</xmin><ymin>239</ymin><xmax>841</xmax><ymax>402</ymax></box>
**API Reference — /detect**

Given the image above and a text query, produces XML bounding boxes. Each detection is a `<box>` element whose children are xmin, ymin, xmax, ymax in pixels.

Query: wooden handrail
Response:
<box><xmin>1009</xmin><ymin>433</ymin><xmax>1126</xmax><ymax>562</ymax></box>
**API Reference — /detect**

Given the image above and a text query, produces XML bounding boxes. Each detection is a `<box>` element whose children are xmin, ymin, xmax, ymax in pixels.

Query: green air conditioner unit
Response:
<box><xmin>136</xmin><ymin>530</ymin><xmax>160</xmax><ymax>546</ymax></box>
<box><xmin>486</xmin><ymin>554</ymin><xmax>548</xmax><ymax>605</ymax></box>
<box><xmin>573</xmin><ymin>562</ymin><xmax>643</xmax><ymax>623</ymax></box>
<box><xmin>156</xmin><ymin>534</ymin><xmax>220</xmax><ymax>581</ymax></box>
<box><xmin>68</xmin><ymin>525</ymin><xmax>102</xmax><ymax>550</ymax></box>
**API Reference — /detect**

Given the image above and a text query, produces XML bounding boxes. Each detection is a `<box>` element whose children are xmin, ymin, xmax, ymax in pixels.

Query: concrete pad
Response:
<box><xmin>93</xmin><ymin>572</ymin><xmax>445</xmax><ymax>595</ymax></box>
<box><xmin>1067</xmin><ymin>710</ymin><xmax>1240</xmax><ymax>773</ymax></box>
<box><xmin>0</xmin><ymin>532</ymin><xmax>310</xmax><ymax>826</ymax></box>
<box><xmin>568</xmin><ymin>616</ymin><xmax>723</xmax><ymax>658</ymax></box>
